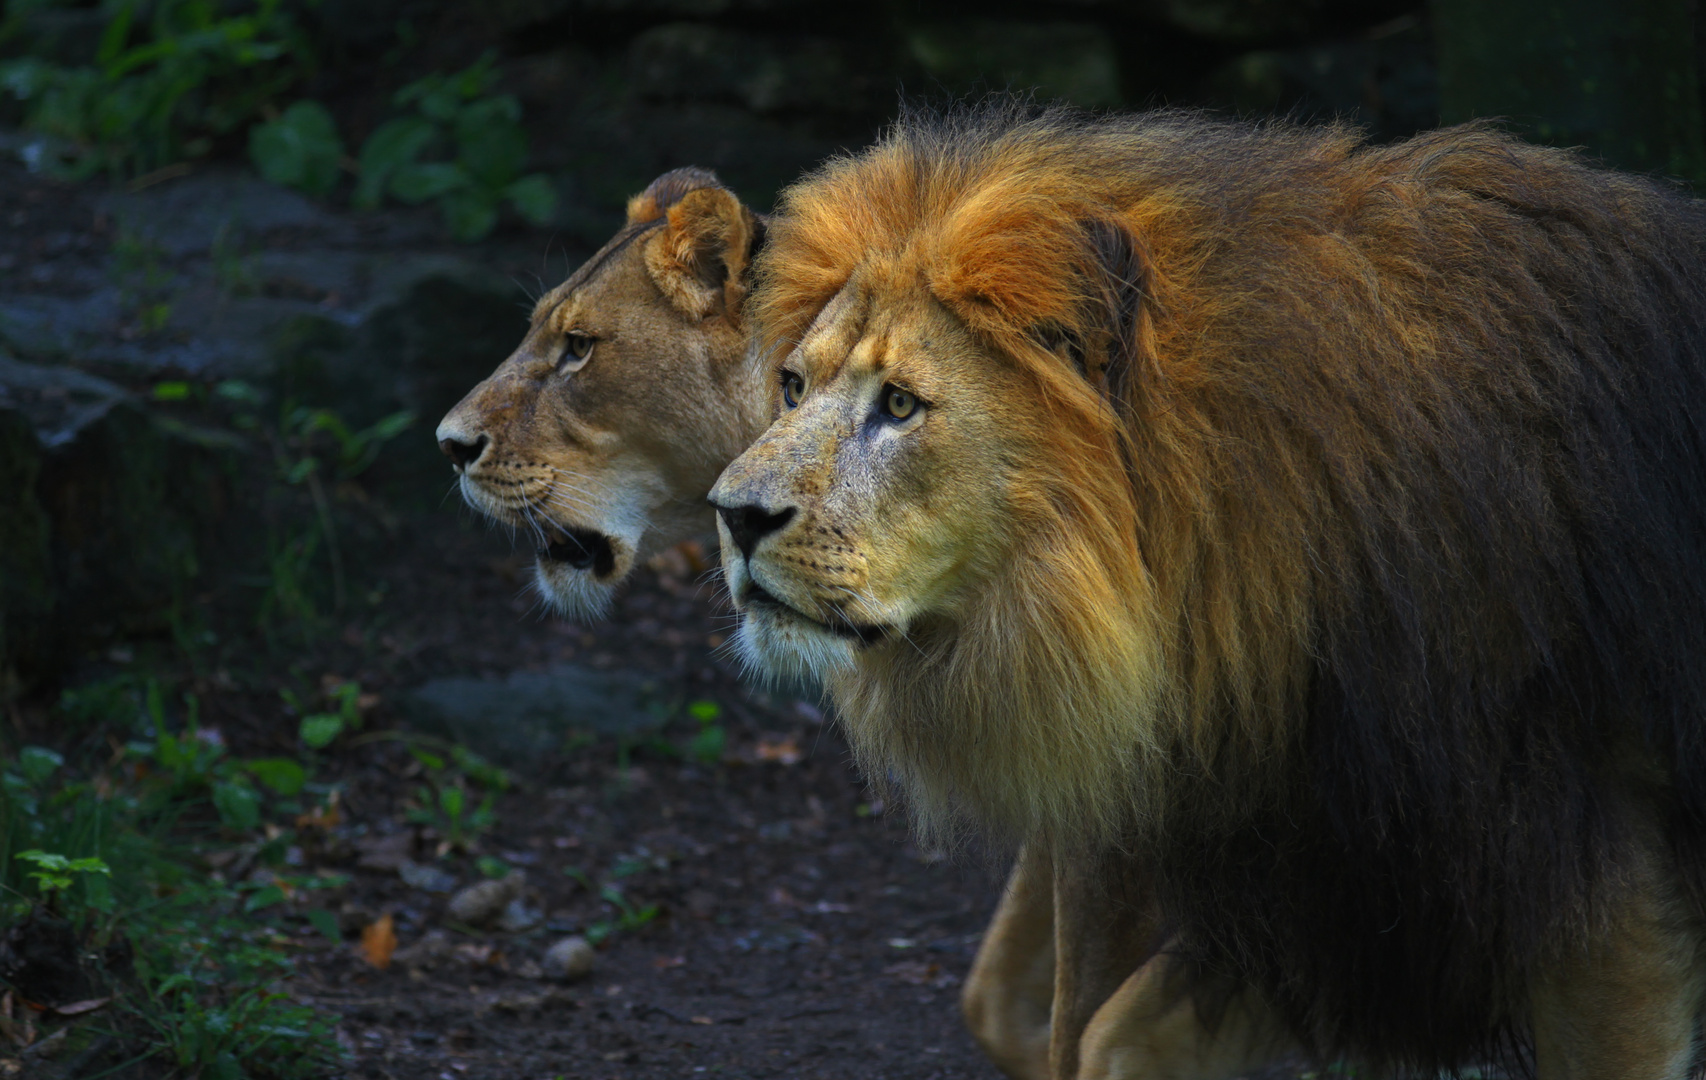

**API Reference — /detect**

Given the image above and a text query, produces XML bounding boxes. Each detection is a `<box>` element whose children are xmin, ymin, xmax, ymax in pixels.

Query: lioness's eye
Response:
<box><xmin>781</xmin><ymin>371</ymin><xmax>805</xmax><ymax>409</ymax></box>
<box><xmin>883</xmin><ymin>385</ymin><xmax>918</xmax><ymax>421</ymax></box>
<box><xmin>558</xmin><ymin>332</ymin><xmax>595</xmax><ymax>372</ymax></box>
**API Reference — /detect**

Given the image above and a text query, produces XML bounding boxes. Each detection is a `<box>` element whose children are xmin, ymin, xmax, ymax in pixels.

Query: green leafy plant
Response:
<box><xmin>14</xmin><ymin>850</ymin><xmax>111</xmax><ymax>910</ymax></box>
<box><xmin>562</xmin><ymin>861</ymin><xmax>659</xmax><ymax>944</ymax></box>
<box><xmin>0</xmin><ymin>0</ymin><xmax>315</xmax><ymax>179</ymax></box>
<box><xmin>18</xmin><ymin>676</ymin><xmax>347</xmax><ymax>1075</ymax></box>
<box><xmin>407</xmin><ymin>779</ymin><xmax>495</xmax><ymax>853</ymax></box>
<box><xmin>585</xmin><ymin>883</ymin><xmax>659</xmax><ymax>944</ymax></box>
<box><xmin>352</xmin><ymin>52</ymin><xmax>556</xmax><ymax>240</ymax></box>
<box><xmin>210</xmin><ymin>379</ymin><xmax>414</xmax><ymax>624</ymax></box>
<box><xmin>685</xmin><ymin>698</ymin><xmax>727</xmax><ymax>765</ymax></box>
<box><xmin>285</xmin><ymin>679</ymin><xmax>365</xmax><ymax>750</ymax></box>
<box><xmin>118</xmin><ymin>680</ymin><xmax>307</xmax><ymax>831</ymax></box>
<box><xmin>131</xmin><ymin>882</ymin><xmax>347</xmax><ymax>1079</ymax></box>
<box><xmin>113</xmin><ymin>226</ymin><xmax>175</xmax><ymax>336</ymax></box>
<box><xmin>401</xmin><ymin>744</ymin><xmax>505</xmax><ymax>853</ymax></box>
<box><xmin>248</xmin><ymin>98</ymin><xmax>343</xmax><ymax>196</ymax></box>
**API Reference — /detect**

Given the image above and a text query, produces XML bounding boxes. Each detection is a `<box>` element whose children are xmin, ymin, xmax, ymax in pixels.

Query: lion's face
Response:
<box><xmin>710</xmin><ymin>275</ymin><xmax>1048</xmax><ymax>681</ymax></box>
<box><xmin>437</xmin><ymin>170</ymin><xmax>765</xmax><ymax>619</ymax></box>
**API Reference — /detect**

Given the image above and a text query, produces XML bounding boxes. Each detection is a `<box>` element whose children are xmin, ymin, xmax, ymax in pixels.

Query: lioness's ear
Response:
<box><xmin>642</xmin><ymin>186</ymin><xmax>763</xmax><ymax>321</ymax></box>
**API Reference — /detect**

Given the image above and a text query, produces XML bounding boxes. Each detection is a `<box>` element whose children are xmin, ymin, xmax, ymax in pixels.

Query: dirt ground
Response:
<box><xmin>1</xmin><ymin>155</ymin><xmax>1016</xmax><ymax>1080</ymax></box>
<box><xmin>268</xmin><ymin>524</ymin><xmax>1014</xmax><ymax>1080</ymax></box>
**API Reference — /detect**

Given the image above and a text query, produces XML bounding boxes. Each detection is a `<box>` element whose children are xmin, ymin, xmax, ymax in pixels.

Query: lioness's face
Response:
<box><xmin>437</xmin><ymin>212</ymin><xmax>752</xmax><ymax>619</ymax></box>
<box><xmin>709</xmin><ymin>278</ymin><xmax>1031</xmax><ymax>681</ymax></box>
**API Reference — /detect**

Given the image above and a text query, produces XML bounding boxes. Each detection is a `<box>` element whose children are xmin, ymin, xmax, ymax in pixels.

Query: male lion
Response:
<box><xmin>436</xmin><ymin>168</ymin><xmax>767</xmax><ymax>617</ymax></box>
<box><xmin>710</xmin><ymin>103</ymin><xmax>1706</xmax><ymax>1078</ymax></box>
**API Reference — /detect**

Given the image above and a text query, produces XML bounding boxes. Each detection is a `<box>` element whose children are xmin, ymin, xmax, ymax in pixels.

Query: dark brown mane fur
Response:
<box><xmin>755</xmin><ymin>101</ymin><xmax>1706</xmax><ymax>1071</ymax></box>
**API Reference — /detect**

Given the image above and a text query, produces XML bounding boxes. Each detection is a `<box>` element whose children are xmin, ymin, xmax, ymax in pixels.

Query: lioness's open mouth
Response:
<box><xmin>538</xmin><ymin>522</ymin><xmax>616</xmax><ymax>578</ymax></box>
<box><xmin>745</xmin><ymin>583</ymin><xmax>890</xmax><ymax>646</ymax></box>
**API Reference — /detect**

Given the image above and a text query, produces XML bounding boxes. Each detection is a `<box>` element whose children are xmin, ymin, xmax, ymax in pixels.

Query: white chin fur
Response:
<box><xmin>533</xmin><ymin>560</ymin><xmax>616</xmax><ymax>621</ymax></box>
<box><xmin>734</xmin><ymin>607</ymin><xmax>857</xmax><ymax>687</ymax></box>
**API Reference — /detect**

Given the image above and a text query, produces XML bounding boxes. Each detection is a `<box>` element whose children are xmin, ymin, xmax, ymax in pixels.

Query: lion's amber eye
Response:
<box><xmin>781</xmin><ymin>372</ymin><xmax>805</xmax><ymax>409</ymax></box>
<box><xmin>883</xmin><ymin>385</ymin><xmax>918</xmax><ymax>421</ymax></box>
<box><xmin>559</xmin><ymin>332</ymin><xmax>595</xmax><ymax>372</ymax></box>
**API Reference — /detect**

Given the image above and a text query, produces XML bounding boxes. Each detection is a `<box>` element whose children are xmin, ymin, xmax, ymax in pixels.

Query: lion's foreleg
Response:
<box><xmin>964</xmin><ymin>845</ymin><xmax>1058</xmax><ymax>1080</ymax></box>
<box><xmin>1073</xmin><ymin>956</ymin><xmax>1295</xmax><ymax>1080</ymax></box>
<box><xmin>1530</xmin><ymin>861</ymin><xmax>1706</xmax><ymax>1080</ymax></box>
<box><xmin>1047</xmin><ymin>848</ymin><xmax>1176</xmax><ymax>1078</ymax></box>
<box><xmin>1046</xmin><ymin>848</ymin><xmax>1295</xmax><ymax>1080</ymax></box>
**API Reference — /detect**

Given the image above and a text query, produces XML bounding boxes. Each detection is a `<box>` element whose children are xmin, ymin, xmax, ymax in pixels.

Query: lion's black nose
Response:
<box><xmin>714</xmin><ymin>502</ymin><xmax>796</xmax><ymax>560</ymax></box>
<box><xmin>439</xmin><ymin>433</ymin><xmax>488</xmax><ymax>470</ymax></box>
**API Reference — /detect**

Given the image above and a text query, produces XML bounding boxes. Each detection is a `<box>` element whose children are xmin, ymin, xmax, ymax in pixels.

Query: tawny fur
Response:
<box><xmin>439</xmin><ymin>167</ymin><xmax>768</xmax><ymax>618</ymax></box>
<box><xmin>734</xmin><ymin>102</ymin><xmax>1706</xmax><ymax>1069</ymax></box>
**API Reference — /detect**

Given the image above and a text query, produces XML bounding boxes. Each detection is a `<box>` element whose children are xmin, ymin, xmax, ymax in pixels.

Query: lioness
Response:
<box><xmin>434</xmin><ymin>166</ymin><xmax>1095</xmax><ymax>1079</ymax></box>
<box><xmin>436</xmin><ymin>168</ymin><xmax>767</xmax><ymax>617</ymax></box>
<box><xmin>712</xmin><ymin>102</ymin><xmax>1706</xmax><ymax>1078</ymax></box>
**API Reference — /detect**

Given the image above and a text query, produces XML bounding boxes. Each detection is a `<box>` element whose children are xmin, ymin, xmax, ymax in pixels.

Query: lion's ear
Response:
<box><xmin>1075</xmin><ymin>218</ymin><xmax>1154</xmax><ymax>404</ymax></box>
<box><xmin>643</xmin><ymin>186</ymin><xmax>763</xmax><ymax>321</ymax></box>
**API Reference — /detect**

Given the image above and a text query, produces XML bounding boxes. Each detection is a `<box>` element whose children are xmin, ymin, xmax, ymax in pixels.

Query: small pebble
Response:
<box><xmin>446</xmin><ymin>871</ymin><xmax>525</xmax><ymax>926</ymax></box>
<box><xmin>392</xmin><ymin>929</ymin><xmax>454</xmax><ymax>969</ymax></box>
<box><xmin>540</xmin><ymin>935</ymin><xmax>596</xmax><ymax>981</ymax></box>
<box><xmin>497</xmin><ymin>897</ymin><xmax>541</xmax><ymax>933</ymax></box>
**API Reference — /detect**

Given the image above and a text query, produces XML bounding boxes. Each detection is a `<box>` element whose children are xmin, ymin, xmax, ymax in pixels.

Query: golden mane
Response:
<box><xmin>751</xmin><ymin>102</ymin><xmax>1706</xmax><ymax>1065</ymax></box>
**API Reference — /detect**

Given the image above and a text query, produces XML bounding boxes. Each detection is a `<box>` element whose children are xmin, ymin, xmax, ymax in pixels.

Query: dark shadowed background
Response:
<box><xmin>0</xmin><ymin>4</ymin><xmax>1703</xmax><ymax>1079</ymax></box>
<box><xmin>11</xmin><ymin>0</ymin><xmax>1703</xmax><ymax>236</ymax></box>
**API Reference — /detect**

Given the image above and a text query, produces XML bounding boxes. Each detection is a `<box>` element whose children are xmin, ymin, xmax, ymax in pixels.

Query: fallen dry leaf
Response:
<box><xmin>360</xmin><ymin>913</ymin><xmax>397</xmax><ymax>970</ymax></box>
<box><xmin>755</xmin><ymin>735</ymin><xmax>801</xmax><ymax>765</ymax></box>
<box><xmin>691</xmin><ymin>1015</ymin><xmax>714</xmax><ymax>1025</ymax></box>
<box><xmin>296</xmin><ymin>791</ymin><xmax>341</xmax><ymax>830</ymax></box>
<box><xmin>653</xmin><ymin>954</ymin><xmax>686</xmax><ymax>970</ymax></box>
<box><xmin>51</xmin><ymin>997</ymin><xmax>111</xmax><ymax>1017</ymax></box>
<box><xmin>884</xmin><ymin>959</ymin><xmax>960</xmax><ymax>989</ymax></box>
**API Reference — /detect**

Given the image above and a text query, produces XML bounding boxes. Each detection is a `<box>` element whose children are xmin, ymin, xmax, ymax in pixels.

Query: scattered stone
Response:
<box><xmin>398</xmin><ymin>860</ymin><xmax>458</xmax><ymax>894</ymax></box>
<box><xmin>497</xmin><ymin>897</ymin><xmax>542</xmax><ymax>933</ymax></box>
<box><xmin>539</xmin><ymin>936</ymin><xmax>596</xmax><ymax>982</ymax></box>
<box><xmin>353</xmin><ymin>831</ymin><xmax>414</xmax><ymax>872</ymax></box>
<box><xmin>391</xmin><ymin>930</ymin><xmax>456</xmax><ymax>971</ymax></box>
<box><xmin>446</xmin><ymin>872</ymin><xmax>526</xmax><ymax>927</ymax></box>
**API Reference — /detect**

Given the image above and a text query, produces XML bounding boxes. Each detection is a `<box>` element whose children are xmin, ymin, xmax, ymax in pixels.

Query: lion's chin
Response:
<box><xmin>532</xmin><ymin>542</ymin><xmax>634</xmax><ymax>622</ymax></box>
<box><xmin>734</xmin><ymin>601</ymin><xmax>860</xmax><ymax>686</ymax></box>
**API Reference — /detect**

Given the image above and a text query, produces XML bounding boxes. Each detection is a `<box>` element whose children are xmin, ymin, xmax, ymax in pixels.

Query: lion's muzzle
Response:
<box><xmin>714</xmin><ymin>502</ymin><xmax>796</xmax><ymax>561</ymax></box>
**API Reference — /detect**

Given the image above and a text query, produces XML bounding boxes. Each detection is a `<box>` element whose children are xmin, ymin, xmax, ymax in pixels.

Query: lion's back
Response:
<box><xmin>764</xmin><ymin>105</ymin><xmax>1706</xmax><ymax>1068</ymax></box>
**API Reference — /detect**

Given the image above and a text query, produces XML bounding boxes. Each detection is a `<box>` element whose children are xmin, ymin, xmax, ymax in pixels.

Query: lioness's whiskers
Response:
<box><xmin>539</xmin><ymin>484</ymin><xmax>599</xmax><ymax>512</ymax></box>
<box><xmin>544</xmin><ymin>465</ymin><xmax>611</xmax><ymax>497</ymax></box>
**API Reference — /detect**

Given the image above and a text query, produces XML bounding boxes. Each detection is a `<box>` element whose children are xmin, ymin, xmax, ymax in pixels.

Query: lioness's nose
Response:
<box><xmin>713</xmin><ymin>501</ymin><xmax>796</xmax><ymax>560</ymax></box>
<box><xmin>439</xmin><ymin>432</ymin><xmax>488</xmax><ymax>470</ymax></box>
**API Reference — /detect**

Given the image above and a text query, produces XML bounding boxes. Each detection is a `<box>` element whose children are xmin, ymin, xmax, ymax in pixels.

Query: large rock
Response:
<box><xmin>407</xmin><ymin>664</ymin><xmax>676</xmax><ymax>767</ymax></box>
